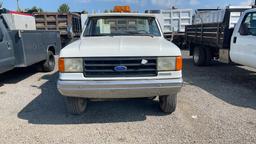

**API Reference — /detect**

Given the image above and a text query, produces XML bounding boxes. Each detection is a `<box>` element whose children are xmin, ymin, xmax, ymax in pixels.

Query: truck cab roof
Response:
<box><xmin>88</xmin><ymin>13</ymin><xmax>156</xmax><ymax>18</ymax></box>
<box><xmin>243</xmin><ymin>8</ymin><xmax>256</xmax><ymax>13</ymax></box>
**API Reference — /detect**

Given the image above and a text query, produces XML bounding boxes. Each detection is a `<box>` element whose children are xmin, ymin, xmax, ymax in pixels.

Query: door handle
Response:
<box><xmin>233</xmin><ymin>37</ymin><xmax>237</xmax><ymax>44</ymax></box>
<box><xmin>6</xmin><ymin>42</ymin><xmax>12</xmax><ymax>50</ymax></box>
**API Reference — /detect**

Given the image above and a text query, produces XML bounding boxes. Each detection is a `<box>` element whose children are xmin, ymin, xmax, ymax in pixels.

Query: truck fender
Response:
<box><xmin>47</xmin><ymin>45</ymin><xmax>56</xmax><ymax>55</ymax></box>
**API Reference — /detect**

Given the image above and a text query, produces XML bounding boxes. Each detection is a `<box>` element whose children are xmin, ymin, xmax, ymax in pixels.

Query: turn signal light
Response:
<box><xmin>176</xmin><ymin>56</ymin><xmax>183</xmax><ymax>71</ymax></box>
<box><xmin>58</xmin><ymin>58</ymin><xmax>65</xmax><ymax>73</ymax></box>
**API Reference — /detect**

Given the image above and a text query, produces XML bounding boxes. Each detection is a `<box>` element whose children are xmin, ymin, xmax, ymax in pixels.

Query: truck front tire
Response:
<box><xmin>42</xmin><ymin>51</ymin><xmax>55</xmax><ymax>72</ymax></box>
<box><xmin>159</xmin><ymin>94</ymin><xmax>177</xmax><ymax>114</ymax></box>
<box><xmin>65</xmin><ymin>97</ymin><xmax>87</xmax><ymax>115</ymax></box>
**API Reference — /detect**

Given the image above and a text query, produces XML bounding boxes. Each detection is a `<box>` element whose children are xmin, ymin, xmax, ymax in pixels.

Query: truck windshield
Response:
<box><xmin>83</xmin><ymin>16</ymin><xmax>161</xmax><ymax>37</ymax></box>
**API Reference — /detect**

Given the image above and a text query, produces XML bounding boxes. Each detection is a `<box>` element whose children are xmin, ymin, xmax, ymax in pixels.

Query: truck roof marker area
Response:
<box><xmin>113</xmin><ymin>6</ymin><xmax>131</xmax><ymax>13</ymax></box>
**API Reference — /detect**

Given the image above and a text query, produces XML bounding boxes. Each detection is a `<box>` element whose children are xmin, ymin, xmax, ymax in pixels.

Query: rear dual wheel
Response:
<box><xmin>193</xmin><ymin>47</ymin><xmax>212</xmax><ymax>66</ymax></box>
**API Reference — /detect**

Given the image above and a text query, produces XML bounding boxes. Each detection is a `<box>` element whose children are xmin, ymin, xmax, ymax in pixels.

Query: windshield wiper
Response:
<box><xmin>89</xmin><ymin>34</ymin><xmax>114</xmax><ymax>37</ymax></box>
<box><xmin>125</xmin><ymin>31</ymin><xmax>154</xmax><ymax>38</ymax></box>
<box><xmin>137</xmin><ymin>33</ymin><xmax>154</xmax><ymax>38</ymax></box>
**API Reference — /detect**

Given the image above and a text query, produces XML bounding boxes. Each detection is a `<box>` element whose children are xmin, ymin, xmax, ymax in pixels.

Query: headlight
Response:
<box><xmin>157</xmin><ymin>56</ymin><xmax>182</xmax><ymax>71</ymax></box>
<box><xmin>157</xmin><ymin>57</ymin><xmax>176</xmax><ymax>71</ymax></box>
<box><xmin>58</xmin><ymin>58</ymin><xmax>83</xmax><ymax>73</ymax></box>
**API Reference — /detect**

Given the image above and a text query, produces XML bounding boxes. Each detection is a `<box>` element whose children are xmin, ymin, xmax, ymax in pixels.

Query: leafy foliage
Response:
<box><xmin>58</xmin><ymin>3</ymin><xmax>70</xmax><ymax>13</ymax></box>
<box><xmin>25</xmin><ymin>6</ymin><xmax>44</xmax><ymax>14</ymax></box>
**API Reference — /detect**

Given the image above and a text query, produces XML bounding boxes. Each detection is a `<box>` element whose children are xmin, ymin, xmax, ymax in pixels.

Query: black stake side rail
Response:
<box><xmin>33</xmin><ymin>12</ymin><xmax>82</xmax><ymax>37</ymax></box>
<box><xmin>184</xmin><ymin>23</ymin><xmax>230</xmax><ymax>49</ymax></box>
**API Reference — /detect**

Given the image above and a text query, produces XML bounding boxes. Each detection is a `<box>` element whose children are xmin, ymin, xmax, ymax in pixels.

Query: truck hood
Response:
<box><xmin>60</xmin><ymin>36</ymin><xmax>181</xmax><ymax>57</ymax></box>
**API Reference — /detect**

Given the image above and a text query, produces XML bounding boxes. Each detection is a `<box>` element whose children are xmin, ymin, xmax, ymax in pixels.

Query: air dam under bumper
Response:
<box><xmin>57</xmin><ymin>79</ymin><xmax>183</xmax><ymax>99</ymax></box>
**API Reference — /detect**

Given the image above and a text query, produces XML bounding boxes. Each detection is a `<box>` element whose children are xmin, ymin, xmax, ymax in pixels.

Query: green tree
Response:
<box><xmin>25</xmin><ymin>6</ymin><xmax>44</xmax><ymax>14</ymax></box>
<box><xmin>58</xmin><ymin>3</ymin><xmax>70</xmax><ymax>13</ymax></box>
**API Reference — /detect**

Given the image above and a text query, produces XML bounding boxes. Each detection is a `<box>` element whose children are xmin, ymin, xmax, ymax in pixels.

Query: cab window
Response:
<box><xmin>83</xmin><ymin>16</ymin><xmax>161</xmax><ymax>37</ymax></box>
<box><xmin>239</xmin><ymin>12</ymin><xmax>256</xmax><ymax>36</ymax></box>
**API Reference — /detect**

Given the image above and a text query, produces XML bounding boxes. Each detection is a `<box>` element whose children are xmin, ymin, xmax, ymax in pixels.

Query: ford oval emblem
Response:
<box><xmin>114</xmin><ymin>66</ymin><xmax>127</xmax><ymax>72</ymax></box>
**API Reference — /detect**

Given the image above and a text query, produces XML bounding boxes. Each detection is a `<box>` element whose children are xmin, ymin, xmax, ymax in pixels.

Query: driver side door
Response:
<box><xmin>230</xmin><ymin>12</ymin><xmax>256</xmax><ymax>68</ymax></box>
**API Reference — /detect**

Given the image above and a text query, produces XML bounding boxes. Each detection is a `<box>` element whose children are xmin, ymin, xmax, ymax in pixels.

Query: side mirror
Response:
<box><xmin>239</xmin><ymin>23</ymin><xmax>250</xmax><ymax>36</ymax></box>
<box><xmin>67</xmin><ymin>25</ymin><xmax>74</xmax><ymax>39</ymax></box>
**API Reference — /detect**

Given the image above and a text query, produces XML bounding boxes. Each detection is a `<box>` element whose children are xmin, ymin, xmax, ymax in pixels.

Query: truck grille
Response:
<box><xmin>83</xmin><ymin>57</ymin><xmax>157</xmax><ymax>77</ymax></box>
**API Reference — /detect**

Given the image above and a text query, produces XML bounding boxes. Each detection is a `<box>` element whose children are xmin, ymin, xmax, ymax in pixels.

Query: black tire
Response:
<box><xmin>65</xmin><ymin>97</ymin><xmax>87</xmax><ymax>115</ymax></box>
<box><xmin>159</xmin><ymin>94</ymin><xmax>177</xmax><ymax>114</ymax></box>
<box><xmin>193</xmin><ymin>46</ymin><xmax>206</xmax><ymax>66</ymax></box>
<box><xmin>204</xmin><ymin>48</ymin><xmax>212</xmax><ymax>66</ymax></box>
<box><xmin>42</xmin><ymin>51</ymin><xmax>55</xmax><ymax>72</ymax></box>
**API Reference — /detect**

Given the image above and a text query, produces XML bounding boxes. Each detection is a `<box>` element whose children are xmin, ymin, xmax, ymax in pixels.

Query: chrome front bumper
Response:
<box><xmin>57</xmin><ymin>78</ymin><xmax>183</xmax><ymax>99</ymax></box>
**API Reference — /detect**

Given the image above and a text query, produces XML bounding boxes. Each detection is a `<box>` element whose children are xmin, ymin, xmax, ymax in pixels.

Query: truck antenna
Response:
<box><xmin>135</xmin><ymin>0</ymin><xmax>139</xmax><ymax>13</ymax></box>
<box><xmin>16</xmin><ymin>0</ymin><xmax>20</xmax><ymax>11</ymax></box>
<box><xmin>170</xmin><ymin>0</ymin><xmax>178</xmax><ymax>9</ymax></box>
<box><xmin>0</xmin><ymin>0</ymin><xmax>4</xmax><ymax>9</ymax></box>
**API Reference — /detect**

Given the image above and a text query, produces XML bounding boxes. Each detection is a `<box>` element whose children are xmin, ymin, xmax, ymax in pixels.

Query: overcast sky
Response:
<box><xmin>3</xmin><ymin>0</ymin><xmax>255</xmax><ymax>12</ymax></box>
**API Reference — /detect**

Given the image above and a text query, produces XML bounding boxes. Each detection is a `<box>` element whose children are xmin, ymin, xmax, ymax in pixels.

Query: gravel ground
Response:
<box><xmin>0</xmin><ymin>51</ymin><xmax>256</xmax><ymax>144</ymax></box>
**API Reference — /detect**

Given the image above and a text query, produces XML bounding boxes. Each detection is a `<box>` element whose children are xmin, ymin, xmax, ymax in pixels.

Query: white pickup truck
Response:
<box><xmin>57</xmin><ymin>13</ymin><xmax>183</xmax><ymax>115</ymax></box>
<box><xmin>185</xmin><ymin>8</ymin><xmax>256</xmax><ymax>69</ymax></box>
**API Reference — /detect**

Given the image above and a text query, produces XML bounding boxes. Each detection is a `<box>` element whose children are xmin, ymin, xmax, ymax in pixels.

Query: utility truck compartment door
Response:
<box><xmin>0</xmin><ymin>19</ymin><xmax>15</xmax><ymax>74</ymax></box>
<box><xmin>9</xmin><ymin>30</ymin><xmax>60</xmax><ymax>67</ymax></box>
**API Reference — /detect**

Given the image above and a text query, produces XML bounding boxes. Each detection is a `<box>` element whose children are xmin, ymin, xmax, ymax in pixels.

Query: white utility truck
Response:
<box><xmin>57</xmin><ymin>8</ymin><xmax>183</xmax><ymax>115</ymax></box>
<box><xmin>185</xmin><ymin>8</ymin><xmax>256</xmax><ymax>69</ymax></box>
